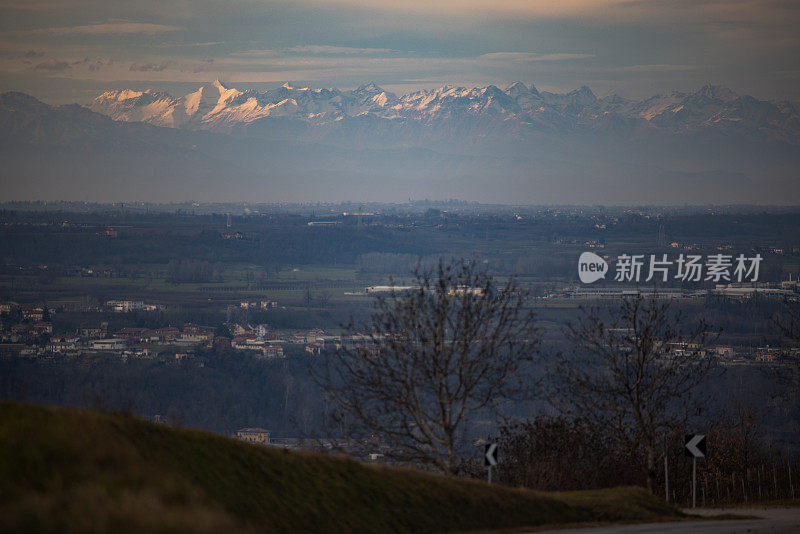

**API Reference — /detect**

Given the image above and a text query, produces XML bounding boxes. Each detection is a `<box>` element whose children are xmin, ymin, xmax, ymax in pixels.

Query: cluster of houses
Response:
<box><xmin>238</xmin><ymin>299</ymin><xmax>278</xmax><ymax>310</ymax></box>
<box><xmin>6</xmin><ymin>322</ymin><xmax>217</xmax><ymax>358</ymax></box>
<box><xmin>0</xmin><ymin>301</ymin><xmax>347</xmax><ymax>360</ymax></box>
<box><xmin>224</xmin><ymin>326</ymin><xmax>333</xmax><ymax>358</ymax></box>
<box><xmin>1</xmin><ymin>320</ymin><xmax>53</xmax><ymax>343</ymax></box>
<box><xmin>1</xmin><ymin>296</ymin><xmax>379</xmax><ymax>360</ymax></box>
<box><xmin>0</xmin><ymin>302</ymin><xmax>50</xmax><ymax>320</ymax></box>
<box><xmin>553</xmin><ymin>281</ymin><xmax>799</xmax><ymax>301</ymax></box>
<box><xmin>664</xmin><ymin>342</ymin><xmax>800</xmax><ymax>367</ymax></box>
<box><xmin>233</xmin><ymin>427</ymin><xmax>387</xmax><ymax>461</ymax></box>
<box><xmin>0</xmin><ymin>302</ymin><xmax>54</xmax><ymax>348</ymax></box>
<box><xmin>105</xmin><ymin>299</ymin><xmax>164</xmax><ymax>313</ymax></box>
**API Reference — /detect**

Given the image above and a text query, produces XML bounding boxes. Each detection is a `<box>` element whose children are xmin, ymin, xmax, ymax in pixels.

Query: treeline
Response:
<box><xmin>0</xmin><ymin>220</ymin><xmax>447</xmax><ymax>268</ymax></box>
<box><xmin>3</xmin><ymin>210</ymin><xmax>797</xmax><ymax>279</ymax></box>
<box><xmin>462</xmin><ymin>413</ymin><xmax>799</xmax><ymax>506</ymax></box>
<box><xmin>0</xmin><ymin>350</ymin><xmax>325</xmax><ymax>436</ymax></box>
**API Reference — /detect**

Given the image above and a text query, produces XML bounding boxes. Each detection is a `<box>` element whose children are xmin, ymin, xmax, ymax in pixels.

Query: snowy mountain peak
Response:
<box><xmin>116</xmin><ymin>89</ymin><xmax>146</xmax><ymax>101</ymax></box>
<box><xmin>434</xmin><ymin>84</ymin><xmax>458</xmax><ymax>95</ymax></box>
<box><xmin>575</xmin><ymin>85</ymin><xmax>596</xmax><ymax>99</ymax></box>
<box><xmin>356</xmin><ymin>82</ymin><xmax>382</xmax><ymax>93</ymax></box>
<box><xmin>694</xmin><ymin>84</ymin><xmax>737</xmax><ymax>102</ymax></box>
<box><xmin>481</xmin><ymin>84</ymin><xmax>505</xmax><ymax>95</ymax></box>
<box><xmin>86</xmin><ymin>80</ymin><xmax>798</xmax><ymax>145</ymax></box>
<box><xmin>505</xmin><ymin>81</ymin><xmax>529</xmax><ymax>95</ymax></box>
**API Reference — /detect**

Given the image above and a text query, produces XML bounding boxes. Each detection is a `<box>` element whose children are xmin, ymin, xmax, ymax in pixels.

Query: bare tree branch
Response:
<box><xmin>553</xmin><ymin>293</ymin><xmax>718</xmax><ymax>493</ymax></box>
<box><xmin>317</xmin><ymin>257</ymin><xmax>539</xmax><ymax>474</ymax></box>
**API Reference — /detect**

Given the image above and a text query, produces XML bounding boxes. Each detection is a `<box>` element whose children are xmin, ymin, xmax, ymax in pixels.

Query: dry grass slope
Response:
<box><xmin>0</xmin><ymin>401</ymin><xmax>684</xmax><ymax>533</ymax></box>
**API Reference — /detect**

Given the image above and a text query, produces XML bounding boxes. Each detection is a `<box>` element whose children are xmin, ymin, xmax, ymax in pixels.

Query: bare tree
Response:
<box><xmin>771</xmin><ymin>297</ymin><xmax>800</xmax><ymax>442</ymax></box>
<box><xmin>490</xmin><ymin>416</ymin><xmax>642</xmax><ymax>491</ymax></box>
<box><xmin>319</xmin><ymin>258</ymin><xmax>539</xmax><ymax>475</ymax></box>
<box><xmin>774</xmin><ymin>298</ymin><xmax>800</xmax><ymax>344</ymax></box>
<box><xmin>554</xmin><ymin>294</ymin><xmax>716</xmax><ymax>493</ymax></box>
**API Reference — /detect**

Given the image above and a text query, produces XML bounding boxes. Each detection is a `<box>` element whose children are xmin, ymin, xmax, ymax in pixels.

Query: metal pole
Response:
<box><xmin>742</xmin><ymin>477</ymin><xmax>747</xmax><ymax>503</ymax></box>
<box><xmin>758</xmin><ymin>467</ymin><xmax>762</xmax><ymax>501</ymax></box>
<box><xmin>693</xmin><ymin>456</ymin><xmax>697</xmax><ymax>508</ymax></box>
<box><xmin>665</xmin><ymin>436</ymin><xmax>669</xmax><ymax>502</ymax></box>
<box><xmin>774</xmin><ymin>464</ymin><xmax>779</xmax><ymax>499</ymax></box>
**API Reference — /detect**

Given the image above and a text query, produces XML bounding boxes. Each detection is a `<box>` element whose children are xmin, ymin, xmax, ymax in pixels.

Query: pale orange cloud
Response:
<box><xmin>31</xmin><ymin>23</ymin><xmax>181</xmax><ymax>36</ymax></box>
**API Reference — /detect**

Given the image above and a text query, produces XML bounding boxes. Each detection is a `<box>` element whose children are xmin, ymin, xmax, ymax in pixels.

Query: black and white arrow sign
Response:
<box><xmin>684</xmin><ymin>434</ymin><xmax>706</xmax><ymax>458</ymax></box>
<box><xmin>484</xmin><ymin>443</ymin><xmax>498</xmax><ymax>466</ymax></box>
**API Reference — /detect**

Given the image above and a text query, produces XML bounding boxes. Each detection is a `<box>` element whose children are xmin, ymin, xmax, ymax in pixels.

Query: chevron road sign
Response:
<box><xmin>484</xmin><ymin>443</ymin><xmax>498</xmax><ymax>466</ymax></box>
<box><xmin>685</xmin><ymin>434</ymin><xmax>707</xmax><ymax>508</ymax></box>
<box><xmin>684</xmin><ymin>434</ymin><xmax>706</xmax><ymax>458</ymax></box>
<box><xmin>484</xmin><ymin>442</ymin><xmax>498</xmax><ymax>484</ymax></box>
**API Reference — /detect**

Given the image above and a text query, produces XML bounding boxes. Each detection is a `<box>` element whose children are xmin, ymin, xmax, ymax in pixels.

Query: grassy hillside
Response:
<box><xmin>0</xmin><ymin>401</ymin><xmax>683</xmax><ymax>533</ymax></box>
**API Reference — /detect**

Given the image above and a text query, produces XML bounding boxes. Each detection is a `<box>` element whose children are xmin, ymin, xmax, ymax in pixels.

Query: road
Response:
<box><xmin>532</xmin><ymin>507</ymin><xmax>800</xmax><ymax>534</ymax></box>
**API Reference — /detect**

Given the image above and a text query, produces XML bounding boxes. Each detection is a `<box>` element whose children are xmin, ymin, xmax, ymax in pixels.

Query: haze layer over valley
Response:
<box><xmin>2</xmin><ymin>80</ymin><xmax>799</xmax><ymax>204</ymax></box>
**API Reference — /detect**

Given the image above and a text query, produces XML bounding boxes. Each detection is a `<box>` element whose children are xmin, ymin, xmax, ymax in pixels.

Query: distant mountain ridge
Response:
<box><xmin>3</xmin><ymin>87</ymin><xmax>800</xmax><ymax>204</ymax></box>
<box><xmin>90</xmin><ymin>80</ymin><xmax>800</xmax><ymax>145</ymax></box>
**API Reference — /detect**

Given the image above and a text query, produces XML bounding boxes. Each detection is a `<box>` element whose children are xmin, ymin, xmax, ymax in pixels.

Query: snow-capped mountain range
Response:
<box><xmin>90</xmin><ymin>80</ymin><xmax>800</xmax><ymax>144</ymax></box>
<box><xmin>3</xmin><ymin>82</ymin><xmax>800</xmax><ymax>204</ymax></box>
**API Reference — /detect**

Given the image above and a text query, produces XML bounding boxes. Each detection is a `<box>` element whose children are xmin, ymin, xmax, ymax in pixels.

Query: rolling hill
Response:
<box><xmin>0</xmin><ymin>401</ymin><xmax>684</xmax><ymax>533</ymax></box>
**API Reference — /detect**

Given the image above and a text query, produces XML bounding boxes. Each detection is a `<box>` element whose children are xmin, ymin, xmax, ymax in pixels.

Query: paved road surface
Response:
<box><xmin>532</xmin><ymin>507</ymin><xmax>800</xmax><ymax>534</ymax></box>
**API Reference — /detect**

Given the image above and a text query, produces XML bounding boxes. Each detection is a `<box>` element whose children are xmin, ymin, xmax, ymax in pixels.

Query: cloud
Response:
<box><xmin>191</xmin><ymin>59</ymin><xmax>215</xmax><ymax>73</ymax></box>
<box><xmin>288</xmin><ymin>0</ymin><xmax>631</xmax><ymax>18</ymax></box>
<box><xmin>478</xmin><ymin>52</ymin><xmax>594</xmax><ymax>62</ymax></box>
<box><xmin>0</xmin><ymin>49</ymin><xmax>46</xmax><ymax>59</ymax></box>
<box><xmin>129</xmin><ymin>60</ymin><xmax>175</xmax><ymax>72</ymax></box>
<box><xmin>229</xmin><ymin>49</ymin><xmax>278</xmax><ymax>58</ymax></box>
<box><xmin>290</xmin><ymin>0</ymin><xmax>800</xmax><ymax>24</ymax></box>
<box><xmin>33</xmin><ymin>58</ymin><xmax>70</xmax><ymax>70</ymax></box>
<box><xmin>161</xmin><ymin>41</ymin><xmax>225</xmax><ymax>48</ymax></box>
<box><xmin>230</xmin><ymin>45</ymin><xmax>396</xmax><ymax>58</ymax></box>
<box><xmin>287</xmin><ymin>45</ymin><xmax>396</xmax><ymax>55</ymax></box>
<box><xmin>0</xmin><ymin>0</ymin><xmax>70</xmax><ymax>10</ymax></box>
<box><xmin>32</xmin><ymin>22</ymin><xmax>181</xmax><ymax>36</ymax></box>
<box><xmin>601</xmin><ymin>64</ymin><xmax>705</xmax><ymax>73</ymax></box>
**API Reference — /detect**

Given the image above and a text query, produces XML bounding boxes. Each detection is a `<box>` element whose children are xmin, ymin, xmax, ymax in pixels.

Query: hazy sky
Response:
<box><xmin>1</xmin><ymin>0</ymin><xmax>799</xmax><ymax>103</ymax></box>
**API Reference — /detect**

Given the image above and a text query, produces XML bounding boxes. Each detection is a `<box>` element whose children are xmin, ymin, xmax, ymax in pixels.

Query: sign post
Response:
<box><xmin>664</xmin><ymin>436</ymin><xmax>669</xmax><ymax>502</ymax></box>
<box><xmin>685</xmin><ymin>434</ymin><xmax>707</xmax><ymax>508</ymax></box>
<box><xmin>485</xmin><ymin>443</ymin><xmax>498</xmax><ymax>484</ymax></box>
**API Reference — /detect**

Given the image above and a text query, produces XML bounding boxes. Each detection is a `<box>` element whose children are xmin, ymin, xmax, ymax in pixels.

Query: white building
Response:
<box><xmin>91</xmin><ymin>338</ymin><xmax>127</xmax><ymax>351</ymax></box>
